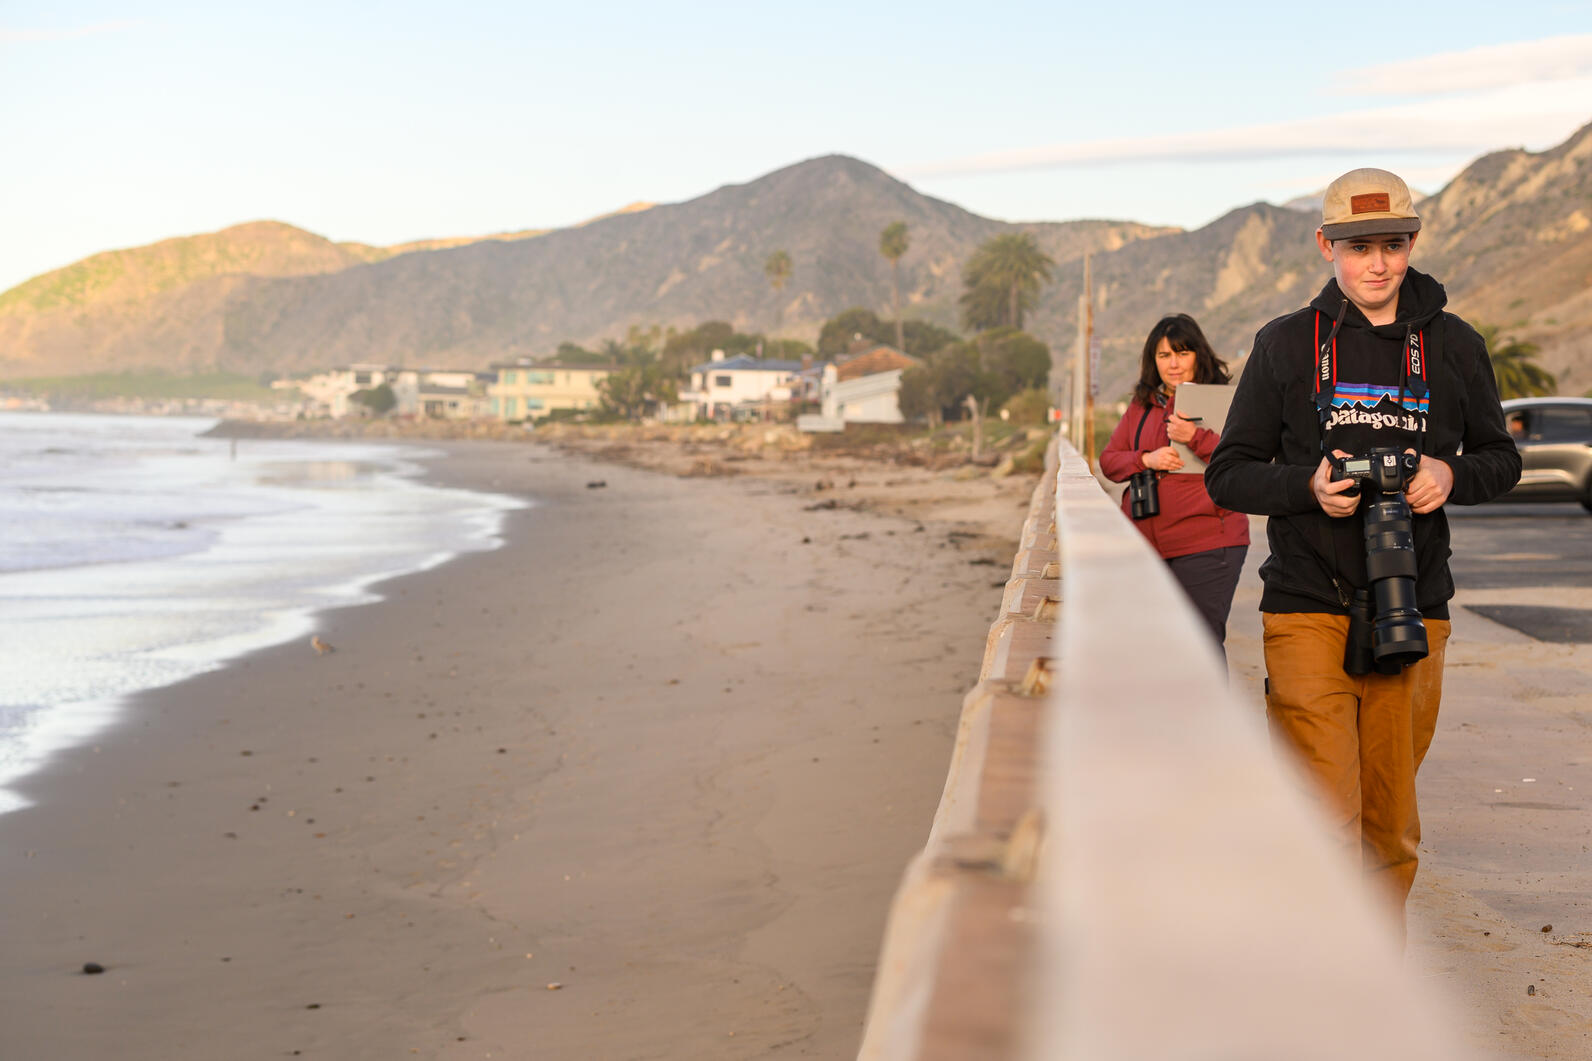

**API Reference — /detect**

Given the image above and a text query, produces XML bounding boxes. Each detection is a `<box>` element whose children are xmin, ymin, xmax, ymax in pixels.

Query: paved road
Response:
<box><xmin>1446</xmin><ymin>501</ymin><xmax>1592</xmax><ymax>588</ymax></box>
<box><xmin>1446</xmin><ymin>501</ymin><xmax>1592</xmax><ymax>642</ymax></box>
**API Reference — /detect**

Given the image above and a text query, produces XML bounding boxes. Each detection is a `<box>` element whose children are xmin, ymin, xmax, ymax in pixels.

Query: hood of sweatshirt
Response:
<box><xmin>1308</xmin><ymin>267</ymin><xmax>1447</xmax><ymax>339</ymax></box>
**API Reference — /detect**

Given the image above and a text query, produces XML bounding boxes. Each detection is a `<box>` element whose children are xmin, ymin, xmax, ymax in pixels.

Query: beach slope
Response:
<box><xmin>0</xmin><ymin>440</ymin><xmax>1027</xmax><ymax>1059</ymax></box>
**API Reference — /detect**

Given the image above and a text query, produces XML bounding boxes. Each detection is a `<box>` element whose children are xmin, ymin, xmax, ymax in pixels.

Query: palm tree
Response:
<box><xmin>879</xmin><ymin>221</ymin><xmax>910</xmax><ymax>353</ymax></box>
<box><xmin>764</xmin><ymin>250</ymin><xmax>792</xmax><ymax>293</ymax></box>
<box><xmin>960</xmin><ymin>233</ymin><xmax>1054</xmax><ymax>331</ymax></box>
<box><xmin>764</xmin><ymin>250</ymin><xmax>793</xmax><ymax>329</ymax></box>
<box><xmin>1477</xmin><ymin>323</ymin><xmax>1556</xmax><ymax>399</ymax></box>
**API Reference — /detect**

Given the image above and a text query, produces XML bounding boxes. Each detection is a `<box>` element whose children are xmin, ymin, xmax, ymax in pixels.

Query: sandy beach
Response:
<box><xmin>4</xmin><ymin>425</ymin><xmax>1587</xmax><ymax>1060</ymax></box>
<box><xmin>0</xmin><ymin>436</ymin><xmax>1035</xmax><ymax>1060</ymax></box>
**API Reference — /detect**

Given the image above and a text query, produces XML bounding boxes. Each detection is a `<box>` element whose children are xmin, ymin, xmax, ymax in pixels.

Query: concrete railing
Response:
<box><xmin>858</xmin><ymin>435</ymin><xmax>1472</xmax><ymax>1060</ymax></box>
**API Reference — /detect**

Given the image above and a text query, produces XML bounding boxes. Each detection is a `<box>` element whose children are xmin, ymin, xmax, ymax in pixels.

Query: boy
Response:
<box><xmin>1204</xmin><ymin>168</ymin><xmax>1521</xmax><ymax>929</ymax></box>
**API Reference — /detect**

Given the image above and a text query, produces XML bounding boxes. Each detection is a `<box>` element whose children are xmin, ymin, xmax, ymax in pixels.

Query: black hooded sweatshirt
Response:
<box><xmin>1204</xmin><ymin>268</ymin><xmax>1521</xmax><ymax>619</ymax></box>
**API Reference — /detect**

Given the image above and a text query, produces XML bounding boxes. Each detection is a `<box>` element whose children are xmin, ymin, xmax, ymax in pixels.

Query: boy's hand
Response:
<box><xmin>1404</xmin><ymin>451</ymin><xmax>1454</xmax><ymax>514</ymax></box>
<box><xmin>1312</xmin><ymin>453</ymin><xmax>1360</xmax><ymax>518</ymax></box>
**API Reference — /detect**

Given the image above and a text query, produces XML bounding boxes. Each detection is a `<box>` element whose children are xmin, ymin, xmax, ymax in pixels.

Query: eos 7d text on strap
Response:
<box><xmin>1312</xmin><ymin>306</ymin><xmax>1428</xmax><ymax>457</ymax></box>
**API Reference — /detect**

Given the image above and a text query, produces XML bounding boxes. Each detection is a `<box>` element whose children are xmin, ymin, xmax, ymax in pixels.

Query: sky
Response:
<box><xmin>3</xmin><ymin>1</ymin><xmax>1591</xmax><ymax>294</ymax></box>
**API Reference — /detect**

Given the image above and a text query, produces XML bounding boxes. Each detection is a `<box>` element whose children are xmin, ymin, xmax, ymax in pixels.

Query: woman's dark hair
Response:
<box><xmin>1131</xmin><ymin>313</ymin><xmax>1231</xmax><ymax>407</ymax></box>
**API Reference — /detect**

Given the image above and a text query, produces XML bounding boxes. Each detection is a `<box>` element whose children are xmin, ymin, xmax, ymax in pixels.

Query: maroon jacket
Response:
<box><xmin>1100</xmin><ymin>393</ymin><xmax>1250</xmax><ymax>560</ymax></box>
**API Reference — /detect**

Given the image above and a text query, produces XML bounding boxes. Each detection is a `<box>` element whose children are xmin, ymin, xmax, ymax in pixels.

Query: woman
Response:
<box><xmin>1101</xmin><ymin>314</ymin><xmax>1250</xmax><ymax>654</ymax></box>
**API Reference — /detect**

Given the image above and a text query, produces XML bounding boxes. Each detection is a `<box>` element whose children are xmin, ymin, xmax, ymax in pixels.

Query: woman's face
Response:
<box><xmin>1155</xmin><ymin>338</ymin><xmax>1197</xmax><ymax>391</ymax></box>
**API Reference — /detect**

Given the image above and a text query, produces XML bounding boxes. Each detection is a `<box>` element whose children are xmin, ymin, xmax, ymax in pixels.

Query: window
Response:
<box><xmin>502</xmin><ymin>370</ymin><xmax>516</xmax><ymax>385</ymax></box>
<box><xmin>354</xmin><ymin>371</ymin><xmax>372</xmax><ymax>385</ymax></box>
<box><xmin>1538</xmin><ymin>406</ymin><xmax>1592</xmax><ymax>442</ymax></box>
<box><xmin>715</xmin><ymin>375</ymin><xmax>732</xmax><ymax>388</ymax></box>
<box><xmin>527</xmin><ymin>371</ymin><xmax>554</xmax><ymax>385</ymax></box>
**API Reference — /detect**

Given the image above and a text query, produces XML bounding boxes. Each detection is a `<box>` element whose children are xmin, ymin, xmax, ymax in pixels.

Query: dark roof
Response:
<box><xmin>688</xmin><ymin>355</ymin><xmax>806</xmax><ymax>374</ymax></box>
<box><xmin>490</xmin><ymin>361</ymin><xmax>620</xmax><ymax>372</ymax></box>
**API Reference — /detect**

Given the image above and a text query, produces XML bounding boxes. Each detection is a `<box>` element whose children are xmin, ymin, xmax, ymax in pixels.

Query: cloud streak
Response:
<box><xmin>898</xmin><ymin>79</ymin><xmax>1592</xmax><ymax>180</ymax></box>
<box><xmin>0</xmin><ymin>21</ymin><xmax>140</xmax><ymax>46</ymax></box>
<box><xmin>1335</xmin><ymin>33</ymin><xmax>1592</xmax><ymax>96</ymax></box>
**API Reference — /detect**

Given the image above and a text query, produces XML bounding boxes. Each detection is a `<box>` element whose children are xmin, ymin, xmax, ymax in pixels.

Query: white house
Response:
<box><xmin>275</xmin><ymin>365</ymin><xmax>488</xmax><ymax>419</ymax></box>
<box><xmin>279</xmin><ymin>363</ymin><xmax>396</xmax><ymax>418</ymax></box>
<box><xmin>681</xmin><ymin>351</ymin><xmax>809</xmax><ymax>419</ymax></box>
<box><xmin>801</xmin><ymin>344</ymin><xmax>920</xmax><ymax>431</ymax></box>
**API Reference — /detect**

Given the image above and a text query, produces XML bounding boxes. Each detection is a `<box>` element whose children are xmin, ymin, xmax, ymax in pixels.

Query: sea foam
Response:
<box><xmin>0</xmin><ymin>412</ymin><xmax>525</xmax><ymax>813</ymax></box>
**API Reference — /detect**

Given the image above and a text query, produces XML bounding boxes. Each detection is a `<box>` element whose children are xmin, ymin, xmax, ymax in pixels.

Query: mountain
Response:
<box><xmin>3</xmin><ymin>123</ymin><xmax>1589</xmax><ymax>396</ymax></box>
<box><xmin>209</xmin><ymin>158</ymin><xmax>1168</xmax><ymax>375</ymax></box>
<box><xmin>0</xmin><ymin>158</ymin><xmax>1166</xmax><ymax>380</ymax></box>
<box><xmin>1038</xmin><ymin>121</ymin><xmax>1592</xmax><ymax>398</ymax></box>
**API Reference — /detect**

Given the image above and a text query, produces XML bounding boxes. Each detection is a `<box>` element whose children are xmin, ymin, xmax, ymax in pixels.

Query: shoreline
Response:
<box><xmin>0</xmin><ymin>418</ymin><xmax>524</xmax><ymax>817</ymax></box>
<box><xmin>0</xmin><ymin>438</ymin><xmax>1034</xmax><ymax>1058</ymax></box>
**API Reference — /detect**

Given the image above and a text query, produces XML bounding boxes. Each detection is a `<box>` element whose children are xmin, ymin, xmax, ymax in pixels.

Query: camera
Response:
<box><xmin>1329</xmin><ymin>448</ymin><xmax>1428</xmax><ymax>674</ymax></box>
<box><xmin>1127</xmin><ymin>469</ymin><xmax>1160</xmax><ymax>520</ymax></box>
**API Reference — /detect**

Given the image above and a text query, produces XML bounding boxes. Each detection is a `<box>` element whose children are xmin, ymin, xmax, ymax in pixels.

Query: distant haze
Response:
<box><xmin>2</xmin><ymin>123</ymin><xmax>1590</xmax><ymax>399</ymax></box>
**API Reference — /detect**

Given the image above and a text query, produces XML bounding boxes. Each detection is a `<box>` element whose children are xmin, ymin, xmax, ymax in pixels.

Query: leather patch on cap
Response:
<box><xmin>1351</xmin><ymin>192</ymin><xmax>1391</xmax><ymax>214</ymax></box>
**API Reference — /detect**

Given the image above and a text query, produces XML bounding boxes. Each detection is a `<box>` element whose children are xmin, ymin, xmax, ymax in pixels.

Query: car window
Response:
<box><xmin>1536</xmin><ymin>406</ymin><xmax>1592</xmax><ymax>442</ymax></box>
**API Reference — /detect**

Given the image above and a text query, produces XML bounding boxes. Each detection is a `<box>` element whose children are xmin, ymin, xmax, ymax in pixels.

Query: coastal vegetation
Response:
<box><xmin>1</xmin><ymin>370</ymin><xmax>288</xmax><ymax>403</ymax></box>
<box><xmin>1478</xmin><ymin>323</ymin><xmax>1556</xmax><ymax>399</ymax></box>
<box><xmin>959</xmin><ymin>233</ymin><xmax>1054</xmax><ymax>332</ymax></box>
<box><xmin>879</xmin><ymin>221</ymin><xmax>910</xmax><ymax>354</ymax></box>
<box><xmin>816</xmin><ymin>308</ymin><xmax>960</xmax><ymax>359</ymax></box>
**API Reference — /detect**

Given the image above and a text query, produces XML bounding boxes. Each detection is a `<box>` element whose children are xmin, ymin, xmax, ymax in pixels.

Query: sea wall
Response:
<box><xmin>857</xmin><ymin>435</ymin><xmax>1474</xmax><ymax>1060</ymax></box>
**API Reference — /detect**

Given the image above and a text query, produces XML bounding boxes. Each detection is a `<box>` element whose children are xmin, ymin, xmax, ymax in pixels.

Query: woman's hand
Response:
<box><xmin>1142</xmin><ymin>446</ymin><xmax>1183</xmax><ymax>472</ymax></box>
<box><xmin>1165</xmin><ymin>412</ymin><xmax>1198</xmax><ymax>445</ymax></box>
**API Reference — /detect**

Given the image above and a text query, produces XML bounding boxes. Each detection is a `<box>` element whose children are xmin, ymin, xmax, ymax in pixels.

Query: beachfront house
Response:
<box><xmin>402</xmin><ymin>369</ymin><xmax>492</xmax><ymax>420</ymax></box>
<box><xmin>275</xmin><ymin>365</ymin><xmax>493</xmax><ymax>419</ymax></box>
<box><xmin>679</xmin><ymin>350</ymin><xmax>809</xmax><ymax>420</ymax></box>
<box><xmin>490</xmin><ymin>359</ymin><xmax>615</xmax><ymax>422</ymax></box>
<box><xmin>282</xmin><ymin>364</ymin><xmax>401</xmax><ymax>419</ymax></box>
<box><xmin>799</xmin><ymin>344</ymin><xmax>920</xmax><ymax>431</ymax></box>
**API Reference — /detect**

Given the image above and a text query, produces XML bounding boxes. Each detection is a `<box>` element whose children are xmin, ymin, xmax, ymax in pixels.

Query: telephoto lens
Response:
<box><xmin>1342</xmin><ymin>587</ymin><xmax>1376</xmax><ymax>675</ymax></box>
<box><xmin>1360</xmin><ymin>463</ymin><xmax>1428</xmax><ymax>672</ymax></box>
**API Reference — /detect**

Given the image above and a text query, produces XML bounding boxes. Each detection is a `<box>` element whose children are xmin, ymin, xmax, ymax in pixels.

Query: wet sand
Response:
<box><xmin>0</xmin><ymin>440</ymin><xmax>1034</xmax><ymax>1059</ymax></box>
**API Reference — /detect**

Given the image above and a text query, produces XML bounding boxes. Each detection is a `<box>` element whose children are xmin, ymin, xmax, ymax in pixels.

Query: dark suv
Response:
<box><xmin>1497</xmin><ymin>397</ymin><xmax>1592</xmax><ymax>512</ymax></box>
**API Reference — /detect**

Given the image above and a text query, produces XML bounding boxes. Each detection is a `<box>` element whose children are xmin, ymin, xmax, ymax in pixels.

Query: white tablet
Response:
<box><xmin>1169</xmin><ymin>382</ymin><xmax>1235</xmax><ymax>474</ymax></box>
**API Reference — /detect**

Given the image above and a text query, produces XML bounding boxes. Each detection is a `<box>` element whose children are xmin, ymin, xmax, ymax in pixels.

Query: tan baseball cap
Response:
<box><xmin>1320</xmin><ymin>168</ymin><xmax>1421</xmax><ymax>240</ymax></box>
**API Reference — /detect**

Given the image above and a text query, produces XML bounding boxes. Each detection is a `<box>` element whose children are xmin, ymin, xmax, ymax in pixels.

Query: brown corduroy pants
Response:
<box><xmin>1262</xmin><ymin>612</ymin><xmax>1452</xmax><ymax>922</ymax></box>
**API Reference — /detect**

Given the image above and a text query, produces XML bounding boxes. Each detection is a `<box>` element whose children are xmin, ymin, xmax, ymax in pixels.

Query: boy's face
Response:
<box><xmin>1315</xmin><ymin>230</ymin><xmax>1417</xmax><ymax>322</ymax></box>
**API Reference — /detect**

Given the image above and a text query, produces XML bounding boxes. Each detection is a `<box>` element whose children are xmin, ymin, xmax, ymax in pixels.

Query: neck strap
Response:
<box><xmin>1313</xmin><ymin>305</ymin><xmax>1428</xmax><ymax>456</ymax></box>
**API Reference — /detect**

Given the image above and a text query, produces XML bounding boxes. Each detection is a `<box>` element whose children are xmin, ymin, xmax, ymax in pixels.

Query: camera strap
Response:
<box><xmin>1313</xmin><ymin>305</ymin><xmax>1427</xmax><ymax>457</ymax></box>
<box><xmin>1131</xmin><ymin>401</ymin><xmax>1156</xmax><ymax>451</ymax></box>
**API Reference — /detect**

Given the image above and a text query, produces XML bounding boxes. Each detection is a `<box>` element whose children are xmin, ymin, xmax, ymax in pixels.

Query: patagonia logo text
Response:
<box><xmin>1327</xmin><ymin>405</ymin><xmax>1423</xmax><ymax>433</ymax></box>
<box><xmin>1351</xmin><ymin>192</ymin><xmax>1391</xmax><ymax>214</ymax></box>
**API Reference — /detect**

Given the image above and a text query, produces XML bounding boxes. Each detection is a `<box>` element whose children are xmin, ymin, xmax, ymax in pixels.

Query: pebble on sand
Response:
<box><xmin>82</xmin><ymin>962</ymin><xmax>105</xmax><ymax>975</ymax></box>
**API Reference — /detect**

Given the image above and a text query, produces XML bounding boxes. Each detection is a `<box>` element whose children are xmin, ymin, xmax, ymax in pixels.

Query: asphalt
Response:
<box><xmin>1447</xmin><ymin>500</ymin><xmax>1592</xmax><ymax>640</ymax></box>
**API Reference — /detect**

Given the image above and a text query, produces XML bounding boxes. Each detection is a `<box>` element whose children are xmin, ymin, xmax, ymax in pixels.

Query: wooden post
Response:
<box><xmin>1072</xmin><ymin>256</ymin><xmax>1089</xmax><ymax>457</ymax></box>
<box><xmin>1084</xmin><ymin>258</ymin><xmax>1096</xmax><ymax>468</ymax></box>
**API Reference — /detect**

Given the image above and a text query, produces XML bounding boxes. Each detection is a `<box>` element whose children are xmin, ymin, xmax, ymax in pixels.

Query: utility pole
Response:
<box><xmin>1085</xmin><ymin>264</ymin><xmax>1098</xmax><ymax>468</ymax></box>
<box><xmin>1072</xmin><ymin>255</ymin><xmax>1097</xmax><ymax>467</ymax></box>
